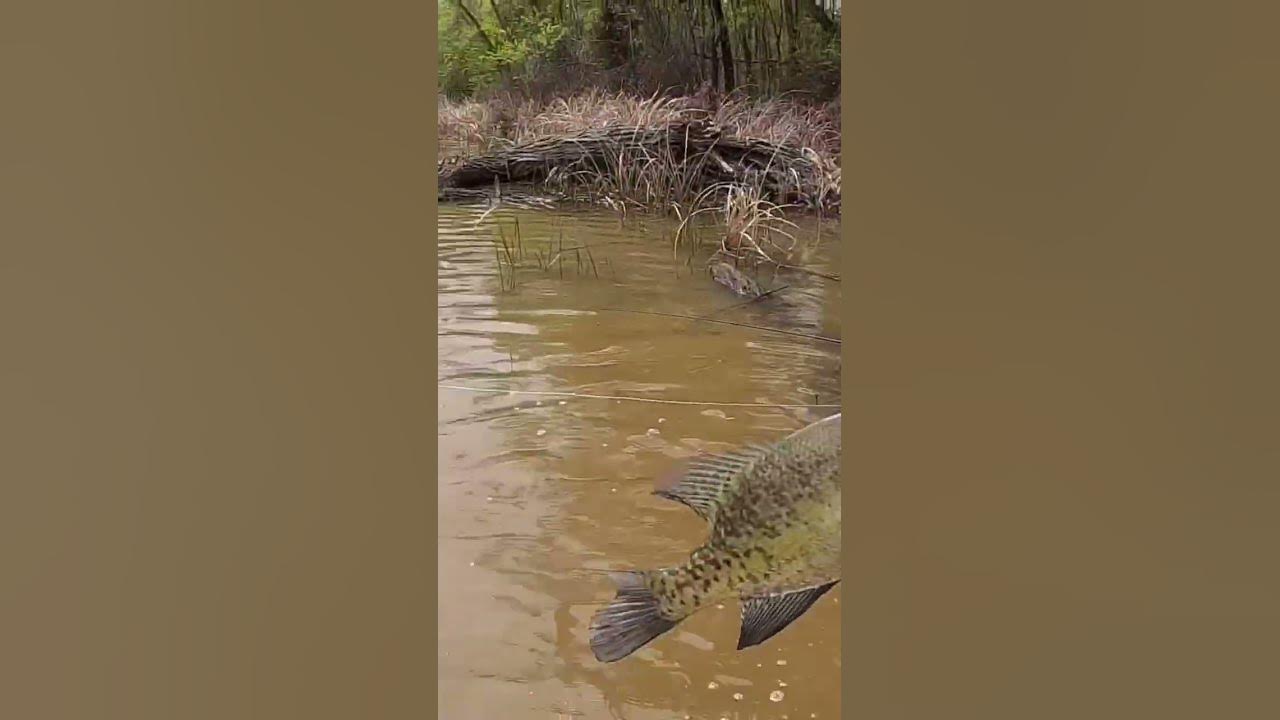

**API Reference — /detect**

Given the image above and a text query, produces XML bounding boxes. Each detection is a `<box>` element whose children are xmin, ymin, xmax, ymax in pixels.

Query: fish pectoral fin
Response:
<box><xmin>653</xmin><ymin>446</ymin><xmax>770</xmax><ymax>522</ymax></box>
<box><xmin>737</xmin><ymin>581</ymin><xmax>839</xmax><ymax>650</ymax></box>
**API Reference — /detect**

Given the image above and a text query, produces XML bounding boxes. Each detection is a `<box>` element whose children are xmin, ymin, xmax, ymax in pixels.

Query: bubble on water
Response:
<box><xmin>602</xmin><ymin>443</ymin><xmax>608</xmax><ymax>447</ymax></box>
<box><xmin>558</xmin><ymin>400</ymin><xmax>567</xmax><ymax>406</ymax></box>
<box><xmin>611</xmin><ymin>488</ymin><xmax>617</xmax><ymax>493</ymax></box>
<box><xmin>776</xmin><ymin>659</ymin><xmax>787</xmax><ymax>666</ymax></box>
<box><xmin>647</xmin><ymin>428</ymin><xmax>660</xmax><ymax>436</ymax></box>
<box><xmin>536</xmin><ymin>429</ymin><xmax>547</xmax><ymax>437</ymax></box>
<box><xmin>707</xmin><ymin>681</ymin><xmax>718</xmax><ymax>690</ymax></box>
<box><xmin>468</xmin><ymin>561</ymin><xmax>475</xmax><ymax>567</ymax></box>
<box><xmin>732</xmin><ymin>693</ymin><xmax>743</xmax><ymax>701</ymax></box>
<box><xmin>485</xmin><ymin>496</ymin><xmax>493</xmax><ymax>502</ymax></box>
<box><xmin>770</xmin><ymin>690</ymin><xmax>785</xmax><ymax>702</ymax></box>
<box><xmin>535</xmin><ymin>401</ymin><xmax>542</xmax><ymax>406</ymax></box>
<box><xmin>658</xmin><ymin>417</ymin><xmax>666</xmax><ymax>423</ymax></box>
<box><xmin>715</xmin><ymin>604</ymin><xmax>725</xmax><ymax>610</ymax></box>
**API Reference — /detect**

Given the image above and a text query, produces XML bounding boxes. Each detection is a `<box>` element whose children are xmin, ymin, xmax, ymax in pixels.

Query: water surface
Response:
<box><xmin>438</xmin><ymin>202</ymin><xmax>842</xmax><ymax>719</ymax></box>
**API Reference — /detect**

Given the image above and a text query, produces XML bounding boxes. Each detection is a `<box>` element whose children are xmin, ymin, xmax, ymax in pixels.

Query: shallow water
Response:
<box><xmin>438</xmin><ymin>202</ymin><xmax>842</xmax><ymax>720</ymax></box>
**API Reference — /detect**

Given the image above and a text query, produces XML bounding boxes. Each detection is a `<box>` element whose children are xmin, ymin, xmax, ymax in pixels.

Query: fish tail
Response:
<box><xmin>589</xmin><ymin>570</ymin><xmax>681</xmax><ymax>663</ymax></box>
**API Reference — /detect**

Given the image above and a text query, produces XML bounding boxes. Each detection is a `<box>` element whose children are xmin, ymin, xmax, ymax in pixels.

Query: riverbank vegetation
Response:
<box><xmin>438</xmin><ymin>0</ymin><xmax>841</xmax><ymax>269</ymax></box>
<box><xmin>438</xmin><ymin>0</ymin><xmax>840</xmax><ymax>101</ymax></box>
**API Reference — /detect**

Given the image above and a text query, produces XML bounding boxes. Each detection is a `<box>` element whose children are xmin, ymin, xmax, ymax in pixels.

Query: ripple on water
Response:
<box><xmin>438</xmin><ymin>204</ymin><xmax>842</xmax><ymax>720</ymax></box>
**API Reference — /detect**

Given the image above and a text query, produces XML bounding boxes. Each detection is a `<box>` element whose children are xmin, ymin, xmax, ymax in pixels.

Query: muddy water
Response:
<box><xmin>438</xmin><ymin>202</ymin><xmax>842</xmax><ymax>720</ymax></box>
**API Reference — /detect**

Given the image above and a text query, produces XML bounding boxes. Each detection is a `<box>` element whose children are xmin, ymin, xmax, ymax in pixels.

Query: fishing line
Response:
<box><xmin>709</xmin><ymin>284</ymin><xmax>791</xmax><ymax>314</ymax></box>
<box><xmin>438</xmin><ymin>384</ymin><xmax>840</xmax><ymax>408</ymax></box>
<box><xmin>591</xmin><ymin>307</ymin><xmax>841</xmax><ymax>344</ymax></box>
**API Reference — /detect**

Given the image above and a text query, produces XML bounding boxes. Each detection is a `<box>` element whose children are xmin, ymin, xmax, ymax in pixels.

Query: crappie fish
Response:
<box><xmin>590</xmin><ymin>413</ymin><xmax>841</xmax><ymax>662</ymax></box>
<box><xmin>708</xmin><ymin>260</ymin><xmax>764</xmax><ymax>298</ymax></box>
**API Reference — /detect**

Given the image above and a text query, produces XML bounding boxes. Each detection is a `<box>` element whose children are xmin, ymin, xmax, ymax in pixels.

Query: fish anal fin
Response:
<box><xmin>737</xmin><ymin>580</ymin><xmax>839</xmax><ymax>650</ymax></box>
<box><xmin>652</xmin><ymin>446</ymin><xmax>769</xmax><ymax>522</ymax></box>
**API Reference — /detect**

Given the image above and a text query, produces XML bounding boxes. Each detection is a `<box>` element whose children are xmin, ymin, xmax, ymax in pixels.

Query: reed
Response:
<box><xmin>487</xmin><ymin>216</ymin><xmax>606</xmax><ymax>292</ymax></box>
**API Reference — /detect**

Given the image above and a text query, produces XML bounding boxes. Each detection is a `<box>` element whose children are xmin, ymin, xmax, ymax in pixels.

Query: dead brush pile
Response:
<box><xmin>438</xmin><ymin>90</ymin><xmax>841</xmax><ymax>216</ymax></box>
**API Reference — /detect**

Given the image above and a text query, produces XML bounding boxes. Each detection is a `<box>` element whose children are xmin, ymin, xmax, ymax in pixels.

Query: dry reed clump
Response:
<box><xmin>542</xmin><ymin>138</ymin><xmax>707</xmax><ymax>217</ymax></box>
<box><xmin>527</xmin><ymin>92</ymin><xmax>841</xmax><ymax>214</ymax></box>
<box><xmin>510</xmin><ymin>90</ymin><xmax>699</xmax><ymax>141</ymax></box>
<box><xmin>437</xmin><ymin>95</ymin><xmax>519</xmax><ymax>158</ymax></box>
<box><xmin>710</xmin><ymin>95</ymin><xmax>840</xmax><ymax>160</ymax></box>
<box><xmin>672</xmin><ymin>183</ymin><xmax>818</xmax><ymax>269</ymax></box>
<box><xmin>438</xmin><ymin>96</ymin><xmax>491</xmax><ymax>156</ymax></box>
<box><xmin>439</xmin><ymin>89</ymin><xmax>839</xmax><ymax>169</ymax></box>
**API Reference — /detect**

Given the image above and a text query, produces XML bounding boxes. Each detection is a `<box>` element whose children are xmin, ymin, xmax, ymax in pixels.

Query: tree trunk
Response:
<box><xmin>455</xmin><ymin>0</ymin><xmax>495</xmax><ymax>52</ymax></box>
<box><xmin>598</xmin><ymin>0</ymin><xmax>627</xmax><ymax>69</ymax></box>
<box><xmin>707</xmin><ymin>0</ymin><xmax>735</xmax><ymax>92</ymax></box>
<box><xmin>802</xmin><ymin>0</ymin><xmax>838</xmax><ymax>36</ymax></box>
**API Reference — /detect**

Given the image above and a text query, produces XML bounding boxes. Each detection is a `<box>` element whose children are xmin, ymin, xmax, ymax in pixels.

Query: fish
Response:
<box><xmin>708</xmin><ymin>260</ymin><xmax>764</xmax><ymax>298</ymax></box>
<box><xmin>589</xmin><ymin>412</ymin><xmax>841</xmax><ymax>662</ymax></box>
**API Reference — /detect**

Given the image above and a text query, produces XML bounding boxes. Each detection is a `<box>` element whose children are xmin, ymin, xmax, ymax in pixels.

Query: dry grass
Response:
<box><xmin>439</xmin><ymin>89</ymin><xmax>839</xmax><ymax>165</ymax></box>
<box><xmin>542</xmin><ymin>138</ymin><xmax>710</xmax><ymax>217</ymax></box>
<box><xmin>672</xmin><ymin>183</ymin><xmax>821</xmax><ymax>268</ymax></box>
<box><xmin>439</xmin><ymin>89</ymin><xmax>841</xmax><ymax>271</ymax></box>
<box><xmin>437</xmin><ymin>96</ymin><xmax>501</xmax><ymax>157</ymax></box>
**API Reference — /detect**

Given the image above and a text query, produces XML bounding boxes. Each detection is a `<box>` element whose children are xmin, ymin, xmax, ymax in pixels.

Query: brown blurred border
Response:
<box><xmin>6</xmin><ymin>1</ymin><xmax>1279</xmax><ymax>719</ymax></box>
<box><xmin>2</xmin><ymin>2</ymin><xmax>436</xmax><ymax>718</ymax></box>
<box><xmin>841</xmin><ymin>2</ymin><xmax>1280</xmax><ymax>719</ymax></box>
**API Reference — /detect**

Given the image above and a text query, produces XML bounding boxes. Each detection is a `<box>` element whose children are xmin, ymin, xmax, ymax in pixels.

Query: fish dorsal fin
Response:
<box><xmin>737</xmin><ymin>580</ymin><xmax>839</xmax><ymax>650</ymax></box>
<box><xmin>653</xmin><ymin>446</ymin><xmax>769</xmax><ymax>522</ymax></box>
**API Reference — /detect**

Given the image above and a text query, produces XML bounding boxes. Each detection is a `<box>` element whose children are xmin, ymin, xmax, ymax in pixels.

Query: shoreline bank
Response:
<box><xmin>439</xmin><ymin>90</ymin><xmax>840</xmax><ymax>215</ymax></box>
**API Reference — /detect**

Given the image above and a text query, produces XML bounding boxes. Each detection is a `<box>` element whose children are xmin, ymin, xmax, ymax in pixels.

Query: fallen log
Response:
<box><xmin>440</xmin><ymin>123</ymin><xmax>720</xmax><ymax>188</ymax></box>
<box><xmin>438</xmin><ymin>121</ymin><xmax>839</xmax><ymax>211</ymax></box>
